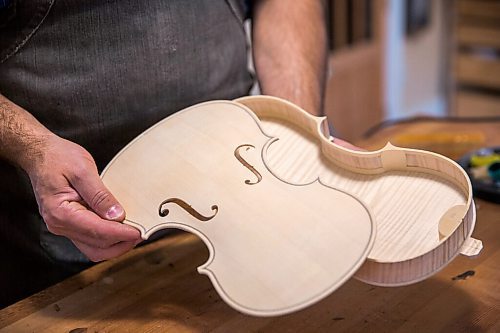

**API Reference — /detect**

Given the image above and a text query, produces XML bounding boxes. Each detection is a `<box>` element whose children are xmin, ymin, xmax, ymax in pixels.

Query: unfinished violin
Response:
<box><xmin>101</xmin><ymin>96</ymin><xmax>480</xmax><ymax>316</ymax></box>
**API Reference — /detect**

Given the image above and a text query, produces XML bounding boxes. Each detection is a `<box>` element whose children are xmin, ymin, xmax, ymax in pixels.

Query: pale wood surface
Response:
<box><xmin>100</xmin><ymin>101</ymin><xmax>375</xmax><ymax>316</ymax></box>
<box><xmin>0</xmin><ymin>115</ymin><xmax>498</xmax><ymax>332</ymax></box>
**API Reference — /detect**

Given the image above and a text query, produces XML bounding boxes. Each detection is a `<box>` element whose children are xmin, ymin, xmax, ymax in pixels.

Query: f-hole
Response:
<box><xmin>234</xmin><ymin>144</ymin><xmax>262</xmax><ymax>185</ymax></box>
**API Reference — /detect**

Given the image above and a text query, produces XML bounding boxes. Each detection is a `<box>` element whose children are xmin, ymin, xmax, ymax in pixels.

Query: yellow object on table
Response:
<box><xmin>392</xmin><ymin>132</ymin><xmax>486</xmax><ymax>158</ymax></box>
<box><xmin>470</xmin><ymin>153</ymin><xmax>500</xmax><ymax>167</ymax></box>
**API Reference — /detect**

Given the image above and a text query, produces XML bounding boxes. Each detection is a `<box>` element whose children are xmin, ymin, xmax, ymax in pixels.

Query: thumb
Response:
<box><xmin>70</xmin><ymin>168</ymin><xmax>126</xmax><ymax>221</ymax></box>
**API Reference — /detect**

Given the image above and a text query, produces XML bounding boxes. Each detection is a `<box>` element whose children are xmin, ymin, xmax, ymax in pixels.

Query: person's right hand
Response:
<box><xmin>26</xmin><ymin>134</ymin><xmax>142</xmax><ymax>262</ymax></box>
<box><xmin>331</xmin><ymin>136</ymin><xmax>366</xmax><ymax>151</ymax></box>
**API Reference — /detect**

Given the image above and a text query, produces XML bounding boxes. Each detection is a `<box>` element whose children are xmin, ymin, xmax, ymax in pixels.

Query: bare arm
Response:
<box><xmin>0</xmin><ymin>94</ymin><xmax>141</xmax><ymax>261</ymax></box>
<box><xmin>0</xmin><ymin>97</ymin><xmax>53</xmax><ymax>171</ymax></box>
<box><xmin>252</xmin><ymin>0</ymin><xmax>362</xmax><ymax>150</ymax></box>
<box><xmin>252</xmin><ymin>0</ymin><xmax>327</xmax><ymax>116</ymax></box>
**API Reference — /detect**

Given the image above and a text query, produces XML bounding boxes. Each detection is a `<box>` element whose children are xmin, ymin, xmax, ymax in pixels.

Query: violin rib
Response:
<box><xmin>236</xmin><ymin>95</ymin><xmax>477</xmax><ymax>287</ymax></box>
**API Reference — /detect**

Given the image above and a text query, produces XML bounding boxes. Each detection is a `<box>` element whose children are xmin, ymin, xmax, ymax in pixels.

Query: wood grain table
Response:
<box><xmin>1</xmin><ymin>118</ymin><xmax>499</xmax><ymax>332</ymax></box>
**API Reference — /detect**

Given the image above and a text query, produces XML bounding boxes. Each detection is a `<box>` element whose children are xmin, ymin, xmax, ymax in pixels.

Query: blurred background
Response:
<box><xmin>324</xmin><ymin>0</ymin><xmax>500</xmax><ymax>144</ymax></box>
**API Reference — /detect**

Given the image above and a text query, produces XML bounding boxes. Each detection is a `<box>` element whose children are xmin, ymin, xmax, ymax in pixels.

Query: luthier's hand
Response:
<box><xmin>25</xmin><ymin>134</ymin><xmax>142</xmax><ymax>262</ymax></box>
<box><xmin>1</xmin><ymin>94</ymin><xmax>140</xmax><ymax>262</ymax></box>
<box><xmin>332</xmin><ymin>137</ymin><xmax>366</xmax><ymax>151</ymax></box>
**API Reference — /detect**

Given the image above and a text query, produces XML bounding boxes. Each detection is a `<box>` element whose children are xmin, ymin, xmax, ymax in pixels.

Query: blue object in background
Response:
<box><xmin>0</xmin><ymin>0</ymin><xmax>11</xmax><ymax>9</ymax></box>
<box><xmin>488</xmin><ymin>162</ymin><xmax>500</xmax><ymax>182</ymax></box>
<box><xmin>459</xmin><ymin>146</ymin><xmax>500</xmax><ymax>203</ymax></box>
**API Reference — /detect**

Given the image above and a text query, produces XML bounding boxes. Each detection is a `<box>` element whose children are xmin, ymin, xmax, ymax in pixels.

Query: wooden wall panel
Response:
<box><xmin>451</xmin><ymin>0</ymin><xmax>500</xmax><ymax>117</ymax></box>
<box><xmin>331</xmin><ymin>0</ymin><xmax>349</xmax><ymax>49</ymax></box>
<box><xmin>324</xmin><ymin>45</ymin><xmax>383</xmax><ymax>141</ymax></box>
<box><xmin>456</xmin><ymin>55</ymin><xmax>500</xmax><ymax>90</ymax></box>
<box><xmin>324</xmin><ymin>0</ymin><xmax>384</xmax><ymax>141</ymax></box>
<box><xmin>457</xmin><ymin>0</ymin><xmax>500</xmax><ymax>20</ymax></box>
<box><xmin>455</xmin><ymin>91</ymin><xmax>500</xmax><ymax>117</ymax></box>
<box><xmin>457</xmin><ymin>26</ymin><xmax>500</xmax><ymax>49</ymax></box>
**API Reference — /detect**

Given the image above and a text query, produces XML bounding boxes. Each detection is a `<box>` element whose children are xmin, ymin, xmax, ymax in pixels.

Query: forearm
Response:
<box><xmin>252</xmin><ymin>0</ymin><xmax>328</xmax><ymax>116</ymax></box>
<box><xmin>1</xmin><ymin>93</ymin><xmax>140</xmax><ymax>259</ymax></box>
<box><xmin>0</xmin><ymin>94</ymin><xmax>54</xmax><ymax>173</ymax></box>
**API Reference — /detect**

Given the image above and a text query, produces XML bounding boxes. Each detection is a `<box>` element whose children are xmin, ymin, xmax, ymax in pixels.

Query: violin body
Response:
<box><xmin>101</xmin><ymin>96</ymin><xmax>479</xmax><ymax>316</ymax></box>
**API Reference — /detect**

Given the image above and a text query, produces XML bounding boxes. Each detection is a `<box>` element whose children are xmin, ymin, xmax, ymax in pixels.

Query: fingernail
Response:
<box><xmin>106</xmin><ymin>204</ymin><xmax>124</xmax><ymax>220</ymax></box>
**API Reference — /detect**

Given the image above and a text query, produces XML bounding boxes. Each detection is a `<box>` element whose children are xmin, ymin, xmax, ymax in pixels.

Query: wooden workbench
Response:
<box><xmin>0</xmin><ymin>118</ymin><xmax>499</xmax><ymax>332</ymax></box>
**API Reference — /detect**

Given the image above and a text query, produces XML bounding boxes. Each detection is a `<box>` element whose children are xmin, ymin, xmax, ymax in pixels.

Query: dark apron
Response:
<box><xmin>0</xmin><ymin>0</ymin><xmax>252</xmax><ymax>307</ymax></box>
